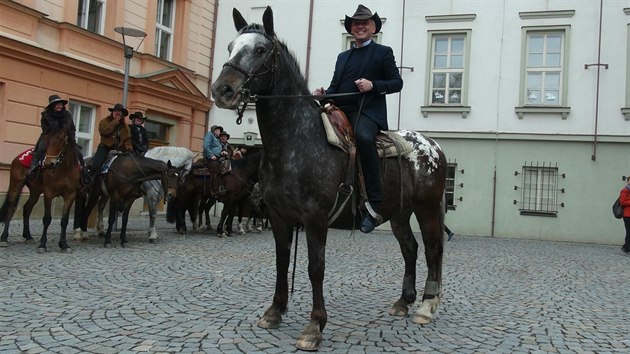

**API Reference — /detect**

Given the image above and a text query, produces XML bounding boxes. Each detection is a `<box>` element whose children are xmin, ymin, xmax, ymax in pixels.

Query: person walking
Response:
<box><xmin>313</xmin><ymin>4</ymin><xmax>403</xmax><ymax>233</ymax></box>
<box><xmin>619</xmin><ymin>177</ymin><xmax>630</xmax><ymax>254</ymax></box>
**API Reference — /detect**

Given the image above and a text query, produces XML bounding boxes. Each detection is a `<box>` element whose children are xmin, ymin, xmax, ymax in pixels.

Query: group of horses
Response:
<box><xmin>0</xmin><ymin>131</ymin><xmax>265</xmax><ymax>252</ymax></box>
<box><xmin>1</xmin><ymin>6</ymin><xmax>449</xmax><ymax>351</ymax></box>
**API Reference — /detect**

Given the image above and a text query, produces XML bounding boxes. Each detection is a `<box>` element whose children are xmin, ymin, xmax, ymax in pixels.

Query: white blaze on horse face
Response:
<box><xmin>396</xmin><ymin>130</ymin><xmax>442</xmax><ymax>173</ymax></box>
<box><xmin>228</xmin><ymin>33</ymin><xmax>260</xmax><ymax>63</ymax></box>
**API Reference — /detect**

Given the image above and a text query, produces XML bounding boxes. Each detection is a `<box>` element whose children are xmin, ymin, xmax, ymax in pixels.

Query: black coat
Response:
<box><xmin>40</xmin><ymin>109</ymin><xmax>76</xmax><ymax>143</ymax></box>
<box><xmin>130</xmin><ymin>124</ymin><xmax>149</xmax><ymax>155</ymax></box>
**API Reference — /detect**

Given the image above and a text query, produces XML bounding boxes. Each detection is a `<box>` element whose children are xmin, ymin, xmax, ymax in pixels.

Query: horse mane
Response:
<box><xmin>145</xmin><ymin>146</ymin><xmax>195</xmax><ymax>174</ymax></box>
<box><xmin>239</xmin><ymin>24</ymin><xmax>309</xmax><ymax>94</ymax></box>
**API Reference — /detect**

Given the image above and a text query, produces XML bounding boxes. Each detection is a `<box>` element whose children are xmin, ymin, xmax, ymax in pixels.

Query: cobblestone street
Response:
<box><xmin>1</xmin><ymin>216</ymin><xmax>629</xmax><ymax>353</ymax></box>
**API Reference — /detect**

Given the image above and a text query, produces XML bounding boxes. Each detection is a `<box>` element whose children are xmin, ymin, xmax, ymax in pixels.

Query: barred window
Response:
<box><xmin>519</xmin><ymin>163</ymin><xmax>559</xmax><ymax>215</ymax></box>
<box><xmin>446</xmin><ymin>162</ymin><xmax>457</xmax><ymax>210</ymax></box>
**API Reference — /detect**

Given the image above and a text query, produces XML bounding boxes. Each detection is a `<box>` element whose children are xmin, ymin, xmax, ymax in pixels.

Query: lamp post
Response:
<box><xmin>114</xmin><ymin>27</ymin><xmax>146</xmax><ymax>107</ymax></box>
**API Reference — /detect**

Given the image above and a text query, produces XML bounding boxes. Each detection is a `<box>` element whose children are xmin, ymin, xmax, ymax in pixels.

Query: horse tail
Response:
<box><xmin>166</xmin><ymin>199</ymin><xmax>177</xmax><ymax>224</ymax></box>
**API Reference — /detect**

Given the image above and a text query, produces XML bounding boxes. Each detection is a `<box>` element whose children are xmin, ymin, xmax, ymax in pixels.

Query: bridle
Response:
<box><xmin>222</xmin><ymin>31</ymin><xmax>279</xmax><ymax>124</ymax></box>
<box><xmin>44</xmin><ymin>131</ymin><xmax>69</xmax><ymax>169</ymax></box>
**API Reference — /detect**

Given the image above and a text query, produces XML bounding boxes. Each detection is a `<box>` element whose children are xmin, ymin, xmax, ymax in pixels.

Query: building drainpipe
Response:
<box><xmin>396</xmin><ymin>0</ymin><xmax>407</xmax><ymax>130</ymax></box>
<box><xmin>586</xmin><ymin>0</ymin><xmax>608</xmax><ymax>161</ymax></box>
<box><xmin>206</xmin><ymin>0</ymin><xmax>220</xmax><ymax>135</ymax></box>
<box><xmin>304</xmin><ymin>0</ymin><xmax>315</xmax><ymax>82</ymax></box>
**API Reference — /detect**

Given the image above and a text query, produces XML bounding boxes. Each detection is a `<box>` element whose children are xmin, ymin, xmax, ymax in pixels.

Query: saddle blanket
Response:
<box><xmin>320</xmin><ymin>112</ymin><xmax>413</xmax><ymax>158</ymax></box>
<box><xmin>101</xmin><ymin>155</ymin><xmax>118</xmax><ymax>174</ymax></box>
<box><xmin>17</xmin><ymin>149</ymin><xmax>35</xmax><ymax>168</ymax></box>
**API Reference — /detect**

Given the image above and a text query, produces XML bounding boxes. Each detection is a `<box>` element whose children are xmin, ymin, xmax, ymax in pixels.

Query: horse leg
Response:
<box><xmin>293</xmin><ymin>222</ymin><xmax>328</xmax><ymax>351</ymax></box>
<box><xmin>103</xmin><ymin>201</ymin><xmax>117</xmax><ymax>248</ymax></box>
<box><xmin>97</xmin><ymin>196</ymin><xmax>108</xmax><ymax>238</ymax></box>
<box><xmin>119</xmin><ymin>202</ymin><xmax>133</xmax><ymax>247</ymax></box>
<box><xmin>147</xmin><ymin>192</ymin><xmax>159</xmax><ymax>242</ymax></box>
<box><xmin>37</xmin><ymin>196</ymin><xmax>53</xmax><ymax>253</ymax></box>
<box><xmin>388</xmin><ymin>212</ymin><xmax>419</xmax><ymax>317</ymax></box>
<box><xmin>216</xmin><ymin>207</ymin><xmax>229</xmax><ymax>238</ymax></box>
<box><xmin>237</xmin><ymin>202</ymin><xmax>246</xmax><ymax>235</ymax></box>
<box><xmin>21</xmin><ymin>191</ymin><xmax>39</xmax><ymax>243</ymax></box>
<box><xmin>258</xmin><ymin>219</ymin><xmax>294</xmax><ymax>330</ymax></box>
<box><xmin>411</xmin><ymin>206</ymin><xmax>444</xmax><ymax>325</ymax></box>
<box><xmin>58</xmin><ymin>194</ymin><xmax>75</xmax><ymax>252</ymax></box>
<box><xmin>73</xmin><ymin>191</ymin><xmax>87</xmax><ymax>241</ymax></box>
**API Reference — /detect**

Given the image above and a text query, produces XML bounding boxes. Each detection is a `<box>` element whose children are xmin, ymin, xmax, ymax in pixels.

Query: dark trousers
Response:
<box><xmin>90</xmin><ymin>144</ymin><xmax>112</xmax><ymax>172</ymax></box>
<box><xmin>623</xmin><ymin>217</ymin><xmax>630</xmax><ymax>251</ymax></box>
<box><xmin>341</xmin><ymin>106</ymin><xmax>382</xmax><ymax>206</ymax></box>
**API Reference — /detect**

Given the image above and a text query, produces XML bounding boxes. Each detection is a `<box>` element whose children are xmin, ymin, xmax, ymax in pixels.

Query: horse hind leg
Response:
<box><xmin>147</xmin><ymin>192</ymin><xmax>159</xmax><ymax>242</ymax></box>
<box><xmin>388</xmin><ymin>212</ymin><xmax>419</xmax><ymax>317</ymax></box>
<box><xmin>411</xmin><ymin>206</ymin><xmax>444</xmax><ymax>325</ymax></box>
<box><xmin>57</xmin><ymin>194</ymin><xmax>74</xmax><ymax>252</ymax></box>
<box><xmin>37</xmin><ymin>196</ymin><xmax>54</xmax><ymax>253</ymax></box>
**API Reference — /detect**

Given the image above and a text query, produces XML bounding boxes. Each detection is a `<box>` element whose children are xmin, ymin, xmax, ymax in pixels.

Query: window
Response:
<box><xmin>430</xmin><ymin>34</ymin><xmax>465</xmax><ymax>105</ymax></box>
<box><xmin>516</xmin><ymin>26</ymin><xmax>570</xmax><ymax>119</ymax></box>
<box><xmin>77</xmin><ymin>0</ymin><xmax>105</xmax><ymax>34</ymax></box>
<box><xmin>446</xmin><ymin>162</ymin><xmax>458</xmax><ymax>210</ymax></box>
<box><xmin>68</xmin><ymin>101</ymin><xmax>96</xmax><ymax>157</ymax></box>
<box><xmin>519</xmin><ymin>164</ymin><xmax>559</xmax><ymax>215</ymax></box>
<box><xmin>421</xmin><ymin>30</ymin><xmax>471</xmax><ymax>118</ymax></box>
<box><xmin>155</xmin><ymin>0</ymin><xmax>175</xmax><ymax>60</ymax></box>
<box><xmin>144</xmin><ymin>120</ymin><xmax>170</xmax><ymax>146</ymax></box>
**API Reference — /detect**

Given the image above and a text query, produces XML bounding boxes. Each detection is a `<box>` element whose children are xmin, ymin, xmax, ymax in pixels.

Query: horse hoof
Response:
<box><xmin>149</xmin><ymin>238</ymin><xmax>157</xmax><ymax>243</ymax></box>
<box><xmin>121</xmin><ymin>242</ymin><xmax>128</xmax><ymax>248</ymax></box>
<box><xmin>295</xmin><ymin>324</ymin><xmax>323</xmax><ymax>351</ymax></box>
<box><xmin>24</xmin><ymin>238</ymin><xmax>36</xmax><ymax>244</ymax></box>
<box><xmin>60</xmin><ymin>247</ymin><xmax>73</xmax><ymax>254</ymax></box>
<box><xmin>0</xmin><ymin>241</ymin><xmax>8</xmax><ymax>248</ymax></box>
<box><xmin>37</xmin><ymin>247</ymin><xmax>47</xmax><ymax>254</ymax></box>
<box><xmin>104</xmin><ymin>243</ymin><xmax>112</xmax><ymax>249</ymax></box>
<box><xmin>388</xmin><ymin>300</ymin><xmax>410</xmax><ymax>316</ymax></box>
<box><xmin>412</xmin><ymin>298</ymin><xmax>439</xmax><ymax>324</ymax></box>
<box><xmin>257</xmin><ymin>317</ymin><xmax>281</xmax><ymax>329</ymax></box>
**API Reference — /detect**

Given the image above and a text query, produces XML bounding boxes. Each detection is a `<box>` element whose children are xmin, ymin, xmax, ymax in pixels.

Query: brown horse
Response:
<box><xmin>0</xmin><ymin>129</ymin><xmax>81</xmax><ymax>252</ymax></box>
<box><xmin>76</xmin><ymin>154</ymin><xmax>180</xmax><ymax>247</ymax></box>
<box><xmin>211</xmin><ymin>7</ymin><xmax>447</xmax><ymax>350</ymax></box>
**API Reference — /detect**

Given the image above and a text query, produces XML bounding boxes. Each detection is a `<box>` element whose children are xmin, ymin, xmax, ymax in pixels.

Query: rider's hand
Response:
<box><xmin>313</xmin><ymin>87</ymin><xmax>325</xmax><ymax>96</ymax></box>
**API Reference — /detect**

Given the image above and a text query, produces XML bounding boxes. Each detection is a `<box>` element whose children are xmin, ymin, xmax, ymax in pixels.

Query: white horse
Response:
<box><xmin>73</xmin><ymin>147</ymin><xmax>196</xmax><ymax>242</ymax></box>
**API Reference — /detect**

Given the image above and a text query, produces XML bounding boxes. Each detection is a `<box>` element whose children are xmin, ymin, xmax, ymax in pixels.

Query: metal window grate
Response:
<box><xmin>520</xmin><ymin>162</ymin><xmax>559</xmax><ymax>214</ymax></box>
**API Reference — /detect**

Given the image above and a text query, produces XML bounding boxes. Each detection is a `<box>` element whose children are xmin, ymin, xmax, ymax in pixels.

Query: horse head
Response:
<box><xmin>43</xmin><ymin>129</ymin><xmax>69</xmax><ymax>168</ymax></box>
<box><xmin>162</xmin><ymin>160</ymin><xmax>179</xmax><ymax>203</ymax></box>
<box><xmin>211</xmin><ymin>6</ymin><xmax>280</xmax><ymax>110</ymax></box>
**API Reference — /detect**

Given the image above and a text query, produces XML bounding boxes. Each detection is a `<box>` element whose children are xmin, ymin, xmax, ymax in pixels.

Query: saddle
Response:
<box><xmin>320</xmin><ymin>103</ymin><xmax>413</xmax><ymax>225</ymax></box>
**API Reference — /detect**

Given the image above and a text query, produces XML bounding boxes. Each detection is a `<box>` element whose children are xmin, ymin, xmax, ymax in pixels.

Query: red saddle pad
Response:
<box><xmin>17</xmin><ymin>148</ymin><xmax>35</xmax><ymax>168</ymax></box>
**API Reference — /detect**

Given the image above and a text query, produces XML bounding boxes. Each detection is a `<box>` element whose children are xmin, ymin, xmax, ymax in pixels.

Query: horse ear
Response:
<box><xmin>167</xmin><ymin>160</ymin><xmax>173</xmax><ymax>168</ymax></box>
<box><xmin>262</xmin><ymin>6</ymin><xmax>274</xmax><ymax>37</ymax></box>
<box><xmin>233</xmin><ymin>8</ymin><xmax>248</xmax><ymax>32</ymax></box>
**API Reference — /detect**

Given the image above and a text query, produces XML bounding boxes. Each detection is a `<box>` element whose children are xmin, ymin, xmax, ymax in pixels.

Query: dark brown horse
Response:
<box><xmin>211</xmin><ymin>7</ymin><xmax>447</xmax><ymax>350</ymax></box>
<box><xmin>0</xmin><ymin>129</ymin><xmax>81</xmax><ymax>252</ymax></box>
<box><xmin>76</xmin><ymin>154</ymin><xmax>180</xmax><ymax>247</ymax></box>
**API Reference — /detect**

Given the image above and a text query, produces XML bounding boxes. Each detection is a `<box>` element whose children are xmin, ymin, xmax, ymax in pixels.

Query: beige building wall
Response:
<box><xmin>0</xmin><ymin>0</ymin><xmax>216</xmax><ymax>214</ymax></box>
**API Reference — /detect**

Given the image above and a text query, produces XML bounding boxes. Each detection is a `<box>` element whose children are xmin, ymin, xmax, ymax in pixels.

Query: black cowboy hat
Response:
<box><xmin>47</xmin><ymin>94</ymin><xmax>68</xmax><ymax>108</ymax></box>
<box><xmin>108</xmin><ymin>103</ymin><xmax>129</xmax><ymax>117</ymax></box>
<box><xmin>344</xmin><ymin>4</ymin><xmax>381</xmax><ymax>34</ymax></box>
<box><xmin>219</xmin><ymin>131</ymin><xmax>230</xmax><ymax>139</ymax></box>
<box><xmin>130</xmin><ymin>111</ymin><xmax>148</xmax><ymax>121</ymax></box>
<box><xmin>210</xmin><ymin>125</ymin><xmax>224</xmax><ymax>132</ymax></box>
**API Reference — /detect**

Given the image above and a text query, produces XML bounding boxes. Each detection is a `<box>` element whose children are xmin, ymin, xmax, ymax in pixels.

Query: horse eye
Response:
<box><xmin>256</xmin><ymin>46</ymin><xmax>266</xmax><ymax>54</ymax></box>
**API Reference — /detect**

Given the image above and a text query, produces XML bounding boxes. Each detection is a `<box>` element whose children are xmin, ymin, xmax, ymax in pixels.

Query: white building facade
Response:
<box><xmin>209</xmin><ymin>0</ymin><xmax>630</xmax><ymax>244</ymax></box>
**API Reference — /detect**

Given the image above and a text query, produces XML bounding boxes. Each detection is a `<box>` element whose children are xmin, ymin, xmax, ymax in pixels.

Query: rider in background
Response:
<box><xmin>27</xmin><ymin>94</ymin><xmax>83</xmax><ymax>178</ymax></box>
<box><xmin>82</xmin><ymin>103</ymin><xmax>132</xmax><ymax>186</ymax></box>
<box><xmin>203</xmin><ymin>125</ymin><xmax>224</xmax><ymax>197</ymax></box>
<box><xmin>129</xmin><ymin>111</ymin><xmax>149</xmax><ymax>156</ymax></box>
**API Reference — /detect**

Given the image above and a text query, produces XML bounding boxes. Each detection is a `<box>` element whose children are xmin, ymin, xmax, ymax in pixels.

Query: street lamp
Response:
<box><xmin>114</xmin><ymin>27</ymin><xmax>146</xmax><ymax>107</ymax></box>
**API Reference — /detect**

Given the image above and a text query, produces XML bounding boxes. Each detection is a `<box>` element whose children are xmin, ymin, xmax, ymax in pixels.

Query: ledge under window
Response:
<box><xmin>622</xmin><ymin>107</ymin><xmax>630</xmax><ymax>120</ymax></box>
<box><xmin>420</xmin><ymin>106</ymin><xmax>471</xmax><ymax>118</ymax></box>
<box><xmin>515</xmin><ymin>106</ymin><xmax>571</xmax><ymax>119</ymax></box>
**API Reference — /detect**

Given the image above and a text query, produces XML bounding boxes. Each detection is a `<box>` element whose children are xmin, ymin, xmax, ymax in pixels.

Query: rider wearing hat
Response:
<box><xmin>129</xmin><ymin>111</ymin><xmax>149</xmax><ymax>156</ymax></box>
<box><xmin>313</xmin><ymin>4</ymin><xmax>403</xmax><ymax>233</ymax></box>
<box><xmin>27</xmin><ymin>94</ymin><xmax>81</xmax><ymax>178</ymax></box>
<box><xmin>82</xmin><ymin>103</ymin><xmax>132</xmax><ymax>186</ymax></box>
<box><xmin>203</xmin><ymin>124</ymin><xmax>227</xmax><ymax>198</ymax></box>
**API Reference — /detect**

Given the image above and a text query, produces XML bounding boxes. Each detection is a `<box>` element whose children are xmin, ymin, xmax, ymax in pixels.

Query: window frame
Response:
<box><xmin>77</xmin><ymin>0</ymin><xmax>106</xmax><ymax>35</ymax></box>
<box><xmin>421</xmin><ymin>29</ymin><xmax>472</xmax><ymax>118</ymax></box>
<box><xmin>519</xmin><ymin>165</ymin><xmax>559</xmax><ymax>216</ymax></box>
<box><xmin>68</xmin><ymin>101</ymin><xmax>96</xmax><ymax>157</ymax></box>
<box><xmin>155</xmin><ymin>0</ymin><xmax>176</xmax><ymax>61</ymax></box>
<box><xmin>515</xmin><ymin>25</ymin><xmax>571</xmax><ymax>119</ymax></box>
<box><xmin>445</xmin><ymin>162</ymin><xmax>458</xmax><ymax>210</ymax></box>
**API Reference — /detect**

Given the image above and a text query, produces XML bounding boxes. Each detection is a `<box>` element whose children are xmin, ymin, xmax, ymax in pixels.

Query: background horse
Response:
<box><xmin>215</xmin><ymin>149</ymin><xmax>262</xmax><ymax>237</ymax></box>
<box><xmin>78</xmin><ymin>154</ymin><xmax>180</xmax><ymax>247</ymax></box>
<box><xmin>211</xmin><ymin>7</ymin><xmax>447</xmax><ymax>351</ymax></box>
<box><xmin>0</xmin><ymin>129</ymin><xmax>81</xmax><ymax>252</ymax></box>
